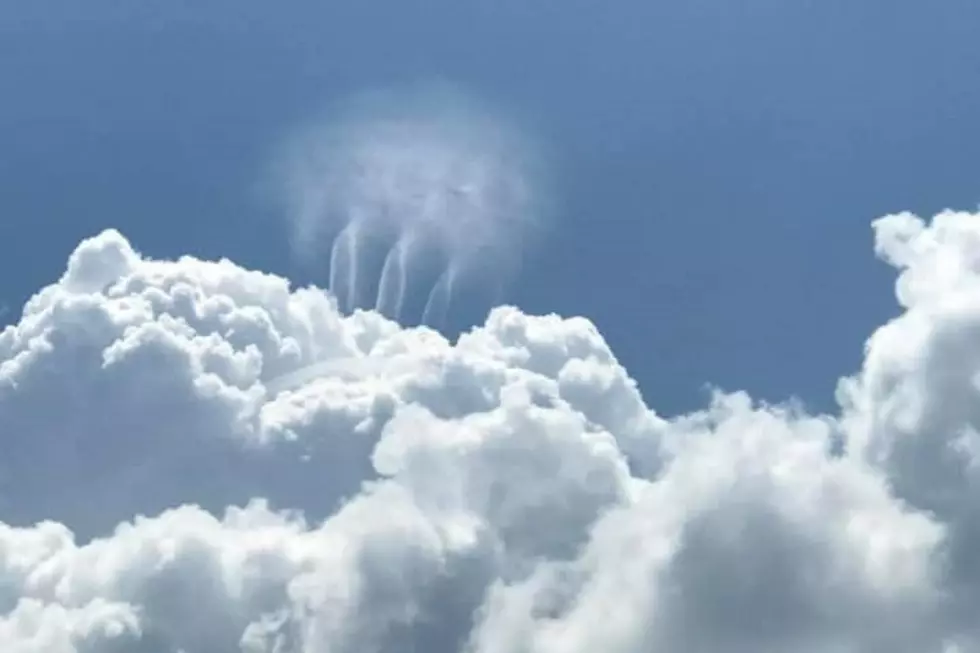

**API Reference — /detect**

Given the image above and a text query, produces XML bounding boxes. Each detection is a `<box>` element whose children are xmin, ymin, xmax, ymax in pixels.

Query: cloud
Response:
<box><xmin>2</xmin><ymin>210</ymin><xmax>980</xmax><ymax>651</ymax></box>
<box><xmin>270</xmin><ymin>83</ymin><xmax>549</xmax><ymax>324</ymax></box>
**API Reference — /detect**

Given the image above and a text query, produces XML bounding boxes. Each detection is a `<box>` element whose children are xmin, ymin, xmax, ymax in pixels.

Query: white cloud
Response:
<box><xmin>3</xmin><ymin>211</ymin><xmax>980</xmax><ymax>651</ymax></box>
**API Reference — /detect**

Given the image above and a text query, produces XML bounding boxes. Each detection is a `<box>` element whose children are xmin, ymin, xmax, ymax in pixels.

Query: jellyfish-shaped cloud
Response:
<box><xmin>272</xmin><ymin>85</ymin><xmax>546</xmax><ymax>329</ymax></box>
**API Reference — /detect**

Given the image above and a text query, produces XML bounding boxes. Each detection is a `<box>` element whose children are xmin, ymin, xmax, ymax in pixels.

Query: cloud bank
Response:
<box><xmin>2</xmin><ymin>209</ymin><xmax>980</xmax><ymax>651</ymax></box>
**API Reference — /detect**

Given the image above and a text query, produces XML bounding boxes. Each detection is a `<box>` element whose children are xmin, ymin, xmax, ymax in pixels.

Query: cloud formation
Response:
<box><xmin>272</xmin><ymin>85</ymin><xmax>548</xmax><ymax>324</ymax></box>
<box><xmin>2</xmin><ymin>209</ymin><xmax>980</xmax><ymax>651</ymax></box>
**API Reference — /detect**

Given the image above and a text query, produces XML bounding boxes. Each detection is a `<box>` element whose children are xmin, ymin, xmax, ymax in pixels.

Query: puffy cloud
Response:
<box><xmin>2</xmin><ymin>210</ymin><xmax>980</xmax><ymax>651</ymax></box>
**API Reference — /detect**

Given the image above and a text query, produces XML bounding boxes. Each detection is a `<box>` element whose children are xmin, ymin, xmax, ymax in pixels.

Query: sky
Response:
<box><xmin>4</xmin><ymin>0</ymin><xmax>980</xmax><ymax>413</ymax></box>
<box><xmin>4</xmin><ymin>2</ymin><xmax>980</xmax><ymax>652</ymax></box>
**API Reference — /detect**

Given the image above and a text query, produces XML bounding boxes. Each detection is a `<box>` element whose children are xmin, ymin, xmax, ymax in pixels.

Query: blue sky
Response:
<box><xmin>4</xmin><ymin>0</ymin><xmax>980</xmax><ymax>415</ymax></box>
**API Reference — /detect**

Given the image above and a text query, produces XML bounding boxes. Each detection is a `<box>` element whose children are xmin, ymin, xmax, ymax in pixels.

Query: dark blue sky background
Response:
<box><xmin>3</xmin><ymin>1</ymin><xmax>980</xmax><ymax>415</ymax></box>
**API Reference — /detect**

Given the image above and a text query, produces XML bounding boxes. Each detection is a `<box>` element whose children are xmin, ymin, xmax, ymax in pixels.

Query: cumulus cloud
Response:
<box><xmin>3</xmin><ymin>210</ymin><xmax>980</xmax><ymax>651</ymax></box>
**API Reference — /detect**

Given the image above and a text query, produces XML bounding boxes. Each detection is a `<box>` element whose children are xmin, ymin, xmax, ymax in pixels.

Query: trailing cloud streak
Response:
<box><xmin>3</xmin><ymin>208</ymin><xmax>980</xmax><ymax>651</ymax></box>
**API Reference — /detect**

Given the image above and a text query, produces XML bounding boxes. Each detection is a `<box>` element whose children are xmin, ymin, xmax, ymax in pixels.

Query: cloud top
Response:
<box><xmin>273</xmin><ymin>85</ymin><xmax>548</xmax><ymax>297</ymax></box>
